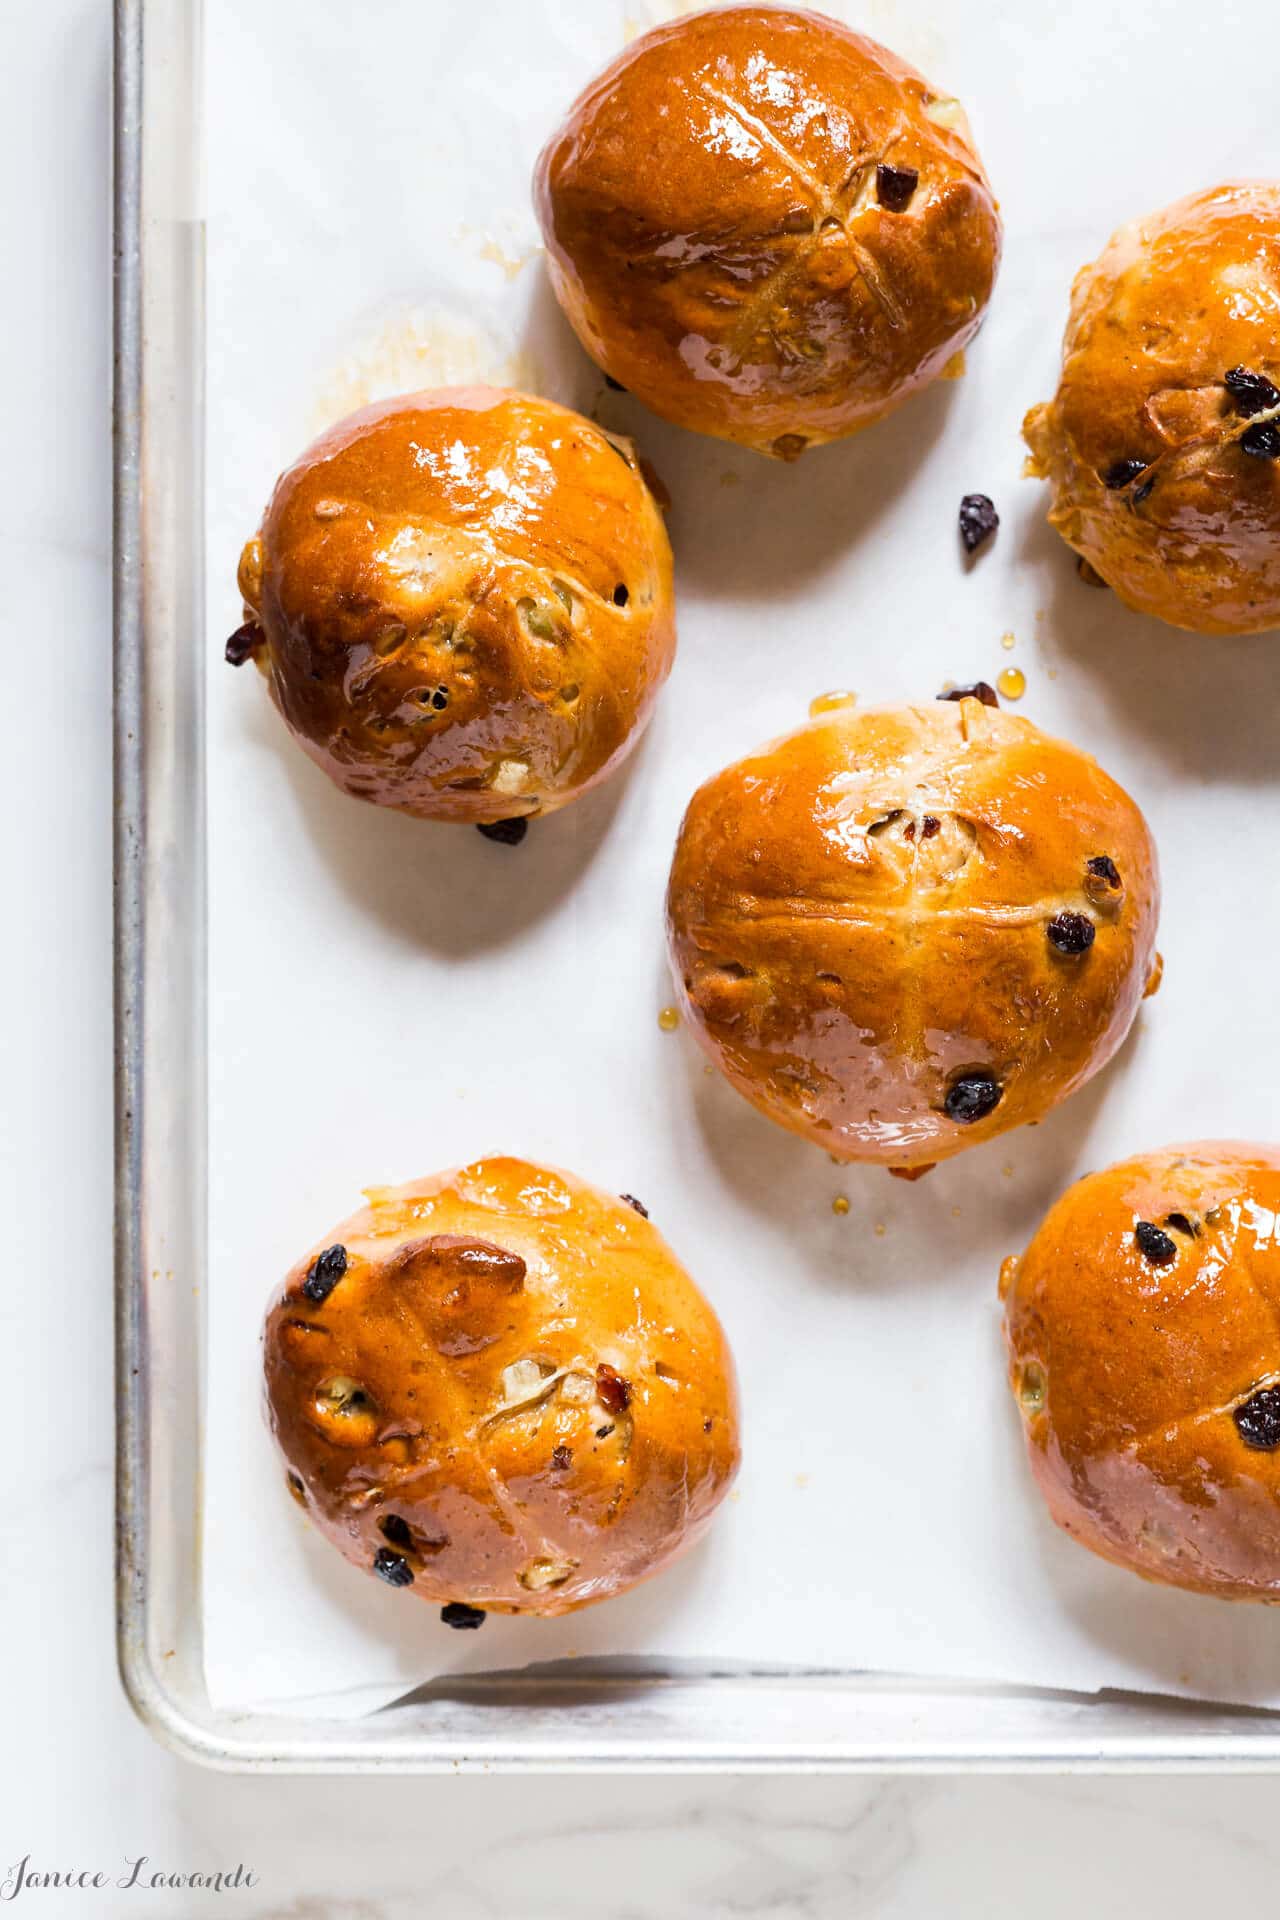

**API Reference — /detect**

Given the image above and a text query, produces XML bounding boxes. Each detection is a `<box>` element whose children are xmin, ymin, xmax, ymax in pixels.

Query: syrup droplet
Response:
<box><xmin>809</xmin><ymin>690</ymin><xmax>858</xmax><ymax>717</ymax></box>
<box><xmin>1000</xmin><ymin>631</ymin><xmax>1016</xmax><ymax>651</ymax></box>
<box><xmin>997</xmin><ymin>667</ymin><xmax>1026</xmax><ymax>700</ymax></box>
<box><xmin>832</xmin><ymin>1195</ymin><xmax>850</xmax><ymax>1216</ymax></box>
<box><xmin>658</xmin><ymin>1006</ymin><xmax>680</xmax><ymax>1032</ymax></box>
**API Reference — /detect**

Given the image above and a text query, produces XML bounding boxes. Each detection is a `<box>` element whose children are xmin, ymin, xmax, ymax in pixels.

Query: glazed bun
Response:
<box><xmin>1003</xmin><ymin>1144</ymin><xmax>1280</xmax><ymax>1599</ymax></box>
<box><xmin>264</xmin><ymin>1158</ymin><xmax>740</xmax><ymax>1618</ymax></box>
<box><xmin>666</xmin><ymin>697</ymin><xmax>1160</xmax><ymax>1171</ymax></box>
<box><xmin>1024</xmin><ymin>183</ymin><xmax>1280</xmax><ymax>634</ymax></box>
<box><xmin>231</xmin><ymin>387</ymin><xmax>675</xmax><ymax>825</ymax></box>
<box><xmin>534</xmin><ymin>6</ymin><xmax>1001</xmax><ymax>458</ymax></box>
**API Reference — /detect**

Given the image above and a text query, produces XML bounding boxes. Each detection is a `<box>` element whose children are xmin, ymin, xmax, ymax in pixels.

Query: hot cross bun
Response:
<box><xmin>534</xmin><ymin>6</ymin><xmax>1001</xmax><ymax>457</ymax></box>
<box><xmin>230</xmin><ymin>387</ymin><xmax>675</xmax><ymax>825</ymax></box>
<box><xmin>264</xmin><ymin>1158</ymin><xmax>740</xmax><ymax>1618</ymax></box>
<box><xmin>666</xmin><ymin>697</ymin><xmax>1160</xmax><ymax>1170</ymax></box>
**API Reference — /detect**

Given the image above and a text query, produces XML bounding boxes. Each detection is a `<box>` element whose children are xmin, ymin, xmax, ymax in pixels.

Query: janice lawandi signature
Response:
<box><xmin>1</xmin><ymin>1857</ymin><xmax>259</xmax><ymax>1900</ymax></box>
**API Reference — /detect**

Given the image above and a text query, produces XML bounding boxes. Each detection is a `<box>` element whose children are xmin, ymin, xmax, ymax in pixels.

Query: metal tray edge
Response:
<box><xmin>111</xmin><ymin>0</ymin><xmax>1280</xmax><ymax>1773</ymax></box>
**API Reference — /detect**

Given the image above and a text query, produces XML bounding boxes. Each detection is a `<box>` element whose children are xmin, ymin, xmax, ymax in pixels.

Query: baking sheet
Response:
<box><xmin>204</xmin><ymin>0</ymin><xmax>1280</xmax><ymax>1716</ymax></box>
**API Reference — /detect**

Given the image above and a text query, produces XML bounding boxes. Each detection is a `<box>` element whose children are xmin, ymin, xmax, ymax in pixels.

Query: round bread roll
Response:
<box><xmin>263</xmin><ymin>1158</ymin><xmax>740</xmax><ymax>1618</ymax></box>
<box><xmin>230</xmin><ymin>387</ymin><xmax>675</xmax><ymax>825</ymax></box>
<box><xmin>534</xmin><ymin>6</ymin><xmax>1001</xmax><ymax>458</ymax></box>
<box><xmin>666</xmin><ymin>697</ymin><xmax>1160</xmax><ymax>1170</ymax></box>
<box><xmin>1003</xmin><ymin>1143</ymin><xmax>1280</xmax><ymax>1600</ymax></box>
<box><xmin>1023</xmin><ymin>183</ymin><xmax>1280</xmax><ymax>634</ymax></box>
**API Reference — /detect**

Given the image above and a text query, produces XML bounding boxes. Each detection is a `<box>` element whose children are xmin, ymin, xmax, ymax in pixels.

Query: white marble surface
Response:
<box><xmin>5</xmin><ymin>1</ymin><xmax>1280</xmax><ymax>1911</ymax></box>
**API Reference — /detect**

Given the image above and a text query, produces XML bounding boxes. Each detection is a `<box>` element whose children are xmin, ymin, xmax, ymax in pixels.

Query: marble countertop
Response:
<box><xmin>5</xmin><ymin>2</ymin><xmax>1274</xmax><ymax>1910</ymax></box>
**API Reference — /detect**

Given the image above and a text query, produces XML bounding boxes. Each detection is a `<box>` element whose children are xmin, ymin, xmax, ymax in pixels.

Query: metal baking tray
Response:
<box><xmin>113</xmin><ymin>0</ymin><xmax>1280</xmax><ymax>1769</ymax></box>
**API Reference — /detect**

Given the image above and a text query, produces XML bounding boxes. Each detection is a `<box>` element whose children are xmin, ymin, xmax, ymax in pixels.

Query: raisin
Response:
<box><xmin>958</xmin><ymin>493</ymin><xmax>999</xmax><ymax>554</ymax></box>
<box><xmin>1134</xmin><ymin>1220</ymin><xmax>1176</xmax><ymax>1266</ymax></box>
<box><xmin>944</xmin><ymin>1072</ymin><xmax>1002</xmax><ymax>1124</ymax></box>
<box><xmin>1132</xmin><ymin>475</ymin><xmax>1155</xmax><ymax>505</ymax></box>
<box><xmin>1233</xmin><ymin>1388</ymin><xmax>1280</xmax><ymax>1451</ymax></box>
<box><xmin>938</xmin><ymin>681</ymin><xmax>998</xmax><ymax>708</ymax></box>
<box><xmin>596</xmin><ymin>1362</ymin><xmax>632</xmax><ymax>1414</ymax></box>
<box><xmin>1241</xmin><ymin>422</ymin><xmax>1280</xmax><ymax>460</ymax></box>
<box><xmin>612</xmin><ymin>583</ymin><xmax>629</xmax><ymax>606</ymax></box>
<box><xmin>301</xmin><ymin>1244</ymin><xmax>348</xmax><ymax>1304</ymax></box>
<box><xmin>225</xmin><ymin>622</ymin><xmax>262</xmax><ymax>666</ymax></box>
<box><xmin>1102</xmin><ymin>458</ymin><xmax>1149</xmax><ymax>489</ymax></box>
<box><xmin>476</xmin><ymin>817</ymin><xmax>529</xmax><ymax>846</ymax></box>
<box><xmin>379</xmin><ymin>1514</ymin><xmax>412</xmax><ymax>1549</ymax></box>
<box><xmin>550</xmin><ymin>1444</ymin><xmax>573</xmax><ymax>1470</ymax></box>
<box><xmin>595</xmin><ymin>1424</ymin><xmax>615</xmax><ymax>1439</ymax></box>
<box><xmin>1046</xmin><ymin>911</ymin><xmax>1096</xmax><ymax>955</ymax></box>
<box><xmin>1224</xmin><ymin>366</ymin><xmax>1280</xmax><ymax>417</ymax></box>
<box><xmin>876</xmin><ymin>162</ymin><xmax>919</xmax><ymax>212</ymax></box>
<box><xmin>921</xmin><ymin>815</ymin><xmax>940</xmax><ymax>838</ymax></box>
<box><xmin>1086</xmin><ymin>854</ymin><xmax>1121</xmax><ymax>888</ymax></box>
<box><xmin>620</xmin><ymin>1194</ymin><xmax>649</xmax><ymax>1217</ymax></box>
<box><xmin>441</xmin><ymin>1601</ymin><xmax>486</xmax><ymax>1629</ymax></box>
<box><xmin>1164</xmin><ymin>1211</ymin><xmax>1200</xmax><ymax>1238</ymax></box>
<box><xmin>373</xmin><ymin>1548</ymin><xmax>414</xmax><ymax>1588</ymax></box>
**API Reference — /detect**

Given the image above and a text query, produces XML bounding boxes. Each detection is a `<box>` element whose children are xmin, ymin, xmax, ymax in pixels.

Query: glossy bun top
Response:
<box><xmin>1024</xmin><ymin>183</ymin><xmax>1280</xmax><ymax>634</ymax></box>
<box><xmin>264</xmin><ymin>1157</ymin><xmax>740</xmax><ymax>1617</ymax></box>
<box><xmin>667</xmin><ymin>698</ymin><xmax>1160</xmax><ymax>1169</ymax></box>
<box><xmin>536</xmin><ymin>6</ymin><xmax>1001</xmax><ymax>456</ymax></box>
<box><xmin>234</xmin><ymin>386</ymin><xmax>675</xmax><ymax>823</ymax></box>
<box><xmin>1004</xmin><ymin>1142</ymin><xmax>1280</xmax><ymax>1598</ymax></box>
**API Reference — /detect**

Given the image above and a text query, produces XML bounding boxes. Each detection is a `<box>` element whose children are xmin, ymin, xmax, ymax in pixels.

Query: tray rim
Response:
<box><xmin>113</xmin><ymin>0</ymin><xmax>1280</xmax><ymax>1773</ymax></box>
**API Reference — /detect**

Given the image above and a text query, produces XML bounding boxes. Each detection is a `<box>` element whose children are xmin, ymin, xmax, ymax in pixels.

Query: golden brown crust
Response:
<box><xmin>263</xmin><ymin>1158</ymin><xmax>740</xmax><ymax>1616</ymax></box>
<box><xmin>534</xmin><ymin>6</ymin><xmax>1001</xmax><ymax>456</ymax></box>
<box><xmin>1023</xmin><ymin>182</ymin><xmax>1280</xmax><ymax>635</ymax></box>
<box><xmin>236</xmin><ymin>387</ymin><xmax>676</xmax><ymax>823</ymax></box>
<box><xmin>665</xmin><ymin>700</ymin><xmax>1160</xmax><ymax>1167</ymax></box>
<box><xmin>1003</xmin><ymin>1143</ymin><xmax>1280</xmax><ymax>1600</ymax></box>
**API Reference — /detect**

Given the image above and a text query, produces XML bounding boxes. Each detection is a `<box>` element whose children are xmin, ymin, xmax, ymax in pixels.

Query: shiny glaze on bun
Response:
<box><xmin>666</xmin><ymin>698</ymin><xmax>1160</xmax><ymax>1169</ymax></box>
<box><xmin>535</xmin><ymin>6</ymin><xmax>1001</xmax><ymax>457</ymax></box>
<box><xmin>234</xmin><ymin>387</ymin><xmax>675</xmax><ymax>824</ymax></box>
<box><xmin>1024</xmin><ymin>183</ymin><xmax>1280</xmax><ymax>634</ymax></box>
<box><xmin>263</xmin><ymin>1158</ymin><xmax>740</xmax><ymax>1617</ymax></box>
<box><xmin>1003</xmin><ymin>1143</ymin><xmax>1280</xmax><ymax>1599</ymax></box>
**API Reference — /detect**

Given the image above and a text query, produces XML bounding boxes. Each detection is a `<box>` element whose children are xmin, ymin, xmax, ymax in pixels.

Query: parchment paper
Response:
<box><xmin>204</xmin><ymin>0</ymin><xmax>1280</xmax><ymax>1714</ymax></box>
